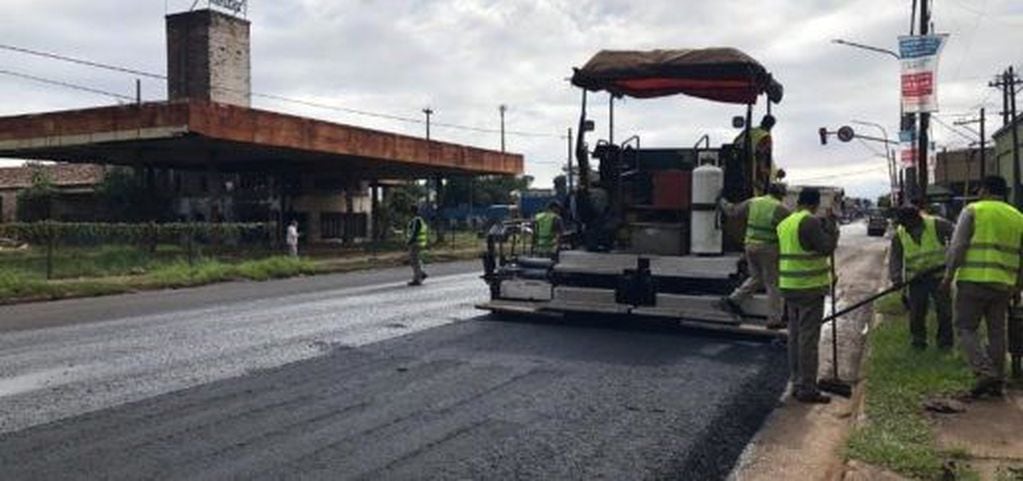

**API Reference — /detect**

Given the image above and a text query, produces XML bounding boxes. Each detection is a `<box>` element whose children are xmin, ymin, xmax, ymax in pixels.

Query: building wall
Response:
<box><xmin>994</xmin><ymin>122</ymin><xmax>1023</xmax><ymax>200</ymax></box>
<box><xmin>166</xmin><ymin>9</ymin><xmax>250</xmax><ymax>107</ymax></box>
<box><xmin>934</xmin><ymin>148</ymin><xmax>995</xmax><ymax>195</ymax></box>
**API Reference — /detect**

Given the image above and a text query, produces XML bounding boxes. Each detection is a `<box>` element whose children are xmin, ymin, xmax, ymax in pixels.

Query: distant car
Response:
<box><xmin>867</xmin><ymin>209</ymin><xmax>888</xmax><ymax>237</ymax></box>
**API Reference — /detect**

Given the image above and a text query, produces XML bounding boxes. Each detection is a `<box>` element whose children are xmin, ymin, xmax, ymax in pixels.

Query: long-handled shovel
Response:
<box><xmin>818</xmin><ymin>253</ymin><xmax>854</xmax><ymax>398</ymax></box>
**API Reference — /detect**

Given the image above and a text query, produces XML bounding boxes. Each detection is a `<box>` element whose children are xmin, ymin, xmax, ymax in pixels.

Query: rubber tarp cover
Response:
<box><xmin>570</xmin><ymin>48</ymin><xmax>783</xmax><ymax>104</ymax></box>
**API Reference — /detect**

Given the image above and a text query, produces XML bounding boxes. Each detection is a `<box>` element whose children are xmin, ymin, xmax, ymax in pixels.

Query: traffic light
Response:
<box><xmin>818</xmin><ymin>127</ymin><xmax>828</xmax><ymax>145</ymax></box>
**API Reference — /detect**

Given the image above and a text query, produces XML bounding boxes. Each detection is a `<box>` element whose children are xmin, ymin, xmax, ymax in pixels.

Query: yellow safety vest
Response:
<box><xmin>955</xmin><ymin>200</ymin><xmax>1023</xmax><ymax>286</ymax></box>
<box><xmin>408</xmin><ymin>216</ymin><xmax>428</xmax><ymax>248</ymax></box>
<box><xmin>745</xmin><ymin>195</ymin><xmax>781</xmax><ymax>245</ymax></box>
<box><xmin>534</xmin><ymin>211</ymin><xmax>558</xmax><ymax>252</ymax></box>
<box><xmin>778</xmin><ymin>210</ymin><xmax>831</xmax><ymax>290</ymax></box>
<box><xmin>896</xmin><ymin>216</ymin><xmax>945</xmax><ymax>280</ymax></box>
<box><xmin>734</xmin><ymin>128</ymin><xmax>771</xmax><ymax>159</ymax></box>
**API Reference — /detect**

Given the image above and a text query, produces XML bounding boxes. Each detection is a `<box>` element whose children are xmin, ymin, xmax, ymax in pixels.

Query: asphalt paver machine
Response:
<box><xmin>478</xmin><ymin>48</ymin><xmax>785</xmax><ymax>336</ymax></box>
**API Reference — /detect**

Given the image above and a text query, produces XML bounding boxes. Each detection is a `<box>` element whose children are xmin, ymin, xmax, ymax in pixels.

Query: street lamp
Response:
<box><xmin>852</xmin><ymin>120</ymin><xmax>900</xmax><ymax>204</ymax></box>
<box><xmin>830</xmin><ymin>39</ymin><xmax>900</xmax><ymax>60</ymax></box>
<box><xmin>830</xmin><ymin>38</ymin><xmax>924</xmax><ymax>203</ymax></box>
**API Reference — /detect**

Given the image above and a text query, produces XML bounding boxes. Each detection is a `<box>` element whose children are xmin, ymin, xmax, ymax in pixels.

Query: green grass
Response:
<box><xmin>846</xmin><ymin>310</ymin><xmax>976</xmax><ymax>480</ymax></box>
<box><xmin>0</xmin><ymin>236</ymin><xmax>483</xmax><ymax>304</ymax></box>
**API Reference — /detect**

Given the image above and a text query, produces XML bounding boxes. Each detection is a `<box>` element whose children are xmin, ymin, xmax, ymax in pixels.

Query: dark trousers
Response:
<box><xmin>785</xmin><ymin>294</ymin><xmax>824</xmax><ymax>396</ymax></box>
<box><xmin>907</xmin><ymin>276</ymin><xmax>953</xmax><ymax>348</ymax></box>
<box><xmin>955</xmin><ymin>282</ymin><xmax>1011</xmax><ymax>381</ymax></box>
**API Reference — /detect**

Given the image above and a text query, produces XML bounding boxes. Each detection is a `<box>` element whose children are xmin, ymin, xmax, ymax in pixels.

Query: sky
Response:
<box><xmin>1</xmin><ymin>0</ymin><xmax>1022</xmax><ymax>200</ymax></box>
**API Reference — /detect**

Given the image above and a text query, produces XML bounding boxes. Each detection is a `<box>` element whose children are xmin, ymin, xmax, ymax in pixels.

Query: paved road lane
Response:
<box><xmin>0</xmin><ymin>262</ymin><xmax>483</xmax><ymax>434</ymax></box>
<box><xmin>0</xmin><ymin>318</ymin><xmax>788</xmax><ymax>481</ymax></box>
<box><xmin>0</xmin><ymin>227</ymin><xmax>886</xmax><ymax>480</ymax></box>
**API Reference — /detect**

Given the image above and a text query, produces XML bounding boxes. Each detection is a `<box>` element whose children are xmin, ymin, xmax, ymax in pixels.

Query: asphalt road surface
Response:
<box><xmin>0</xmin><ymin>225</ymin><xmax>882</xmax><ymax>480</ymax></box>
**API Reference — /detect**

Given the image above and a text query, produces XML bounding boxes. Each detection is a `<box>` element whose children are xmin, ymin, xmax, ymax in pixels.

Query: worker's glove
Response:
<box><xmin>938</xmin><ymin>274</ymin><xmax>954</xmax><ymax>293</ymax></box>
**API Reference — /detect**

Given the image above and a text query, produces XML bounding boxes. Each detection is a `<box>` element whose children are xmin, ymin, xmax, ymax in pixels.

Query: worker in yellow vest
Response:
<box><xmin>407</xmin><ymin>205</ymin><xmax>430</xmax><ymax>286</ymax></box>
<box><xmin>890</xmin><ymin>205</ymin><xmax>954</xmax><ymax>350</ymax></box>
<box><xmin>532</xmin><ymin>200</ymin><xmax>564</xmax><ymax>258</ymax></box>
<box><xmin>777</xmin><ymin>187</ymin><xmax>839</xmax><ymax>404</ymax></box>
<box><xmin>718</xmin><ymin>183</ymin><xmax>791</xmax><ymax>328</ymax></box>
<box><xmin>733</xmin><ymin>114</ymin><xmax>777</xmax><ymax>196</ymax></box>
<box><xmin>941</xmin><ymin>176</ymin><xmax>1023</xmax><ymax>398</ymax></box>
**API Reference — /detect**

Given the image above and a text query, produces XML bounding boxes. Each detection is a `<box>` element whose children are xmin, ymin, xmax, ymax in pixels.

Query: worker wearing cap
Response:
<box><xmin>407</xmin><ymin>205</ymin><xmax>430</xmax><ymax>286</ymax></box>
<box><xmin>733</xmin><ymin>114</ymin><xmax>777</xmax><ymax>196</ymax></box>
<box><xmin>533</xmin><ymin>200</ymin><xmax>564</xmax><ymax>258</ymax></box>
<box><xmin>940</xmin><ymin>175</ymin><xmax>1023</xmax><ymax>398</ymax></box>
<box><xmin>778</xmin><ymin>187</ymin><xmax>839</xmax><ymax>404</ymax></box>
<box><xmin>890</xmin><ymin>205</ymin><xmax>954</xmax><ymax>350</ymax></box>
<box><xmin>718</xmin><ymin>183</ymin><xmax>791</xmax><ymax>328</ymax></box>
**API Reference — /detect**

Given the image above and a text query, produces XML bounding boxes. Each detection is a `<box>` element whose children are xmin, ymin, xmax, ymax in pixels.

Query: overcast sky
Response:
<box><xmin>2</xmin><ymin>0</ymin><xmax>1022</xmax><ymax>199</ymax></box>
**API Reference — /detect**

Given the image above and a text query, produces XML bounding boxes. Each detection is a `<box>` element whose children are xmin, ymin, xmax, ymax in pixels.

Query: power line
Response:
<box><xmin>0</xmin><ymin>43</ymin><xmax>164</xmax><ymax>80</ymax></box>
<box><xmin>931</xmin><ymin>115</ymin><xmax>977</xmax><ymax>143</ymax></box>
<box><xmin>0</xmin><ymin>42</ymin><xmax>563</xmax><ymax>139</ymax></box>
<box><xmin>0</xmin><ymin>68</ymin><xmax>135</xmax><ymax>101</ymax></box>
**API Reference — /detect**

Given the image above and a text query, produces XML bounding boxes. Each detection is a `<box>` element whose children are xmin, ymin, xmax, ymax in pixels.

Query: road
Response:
<box><xmin>0</xmin><ymin>224</ymin><xmax>884</xmax><ymax>480</ymax></box>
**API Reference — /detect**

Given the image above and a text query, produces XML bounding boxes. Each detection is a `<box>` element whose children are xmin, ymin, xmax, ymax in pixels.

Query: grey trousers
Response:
<box><xmin>907</xmin><ymin>277</ymin><xmax>953</xmax><ymax>348</ymax></box>
<box><xmin>785</xmin><ymin>293</ymin><xmax>824</xmax><ymax>395</ymax></box>
<box><xmin>955</xmin><ymin>282</ymin><xmax>1011</xmax><ymax>381</ymax></box>
<box><xmin>288</xmin><ymin>244</ymin><xmax>298</xmax><ymax>257</ymax></box>
<box><xmin>409</xmin><ymin>245</ymin><xmax>426</xmax><ymax>282</ymax></box>
<box><xmin>729</xmin><ymin>244</ymin><xmax>782</xmax><ymax>324</ymax></box>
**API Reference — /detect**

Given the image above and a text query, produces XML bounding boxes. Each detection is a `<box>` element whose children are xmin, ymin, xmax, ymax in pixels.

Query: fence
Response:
<box><xmin>0</xmin><ymin>222</ymin><xmax>273</xmax><ymax>279</ymax></box>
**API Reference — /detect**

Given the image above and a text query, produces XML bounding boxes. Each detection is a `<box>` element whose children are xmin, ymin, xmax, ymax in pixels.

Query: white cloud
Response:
<box><xmin>1</xmin><ymin>0</ymin><xmax>1022</xmax><ymax>199</ymax></box>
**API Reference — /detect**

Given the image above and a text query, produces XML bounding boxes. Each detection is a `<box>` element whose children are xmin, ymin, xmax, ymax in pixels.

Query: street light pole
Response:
<box><xmin>853</xmin><ymin>120</ymin><xmax>898</xmax><ymax>204</ymax></box>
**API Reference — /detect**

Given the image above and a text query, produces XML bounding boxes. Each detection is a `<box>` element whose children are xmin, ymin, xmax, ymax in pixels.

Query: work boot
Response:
<box><xmin>715</xmin><ymin>297</ymin><xmax>744</xmax><ymax>316</ymax></box>
<box><xmin>407</xmin><ymin>279</ymin><xmax>422</xmax><ymax>287</ymax></box>
<box><xmin>765</xmin><ymin>320</ymin><xmax>787</xmax><ymax>330</ymax></box>
<box><xmin>794</xmin><ymin>390</ymin><xmax>831</xmax><ymax>404</ymax></box>
<box><xmin>969</xmin><ymin>378</ymin><xmax>1003</xmax><ymax>399</ymax></box>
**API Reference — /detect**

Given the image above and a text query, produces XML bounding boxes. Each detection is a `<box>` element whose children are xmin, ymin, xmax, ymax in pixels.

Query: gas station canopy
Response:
<box><xmin>0</xmin><ymin>100</ymin><xmax>523</xmax><ymax>178</ymax></box>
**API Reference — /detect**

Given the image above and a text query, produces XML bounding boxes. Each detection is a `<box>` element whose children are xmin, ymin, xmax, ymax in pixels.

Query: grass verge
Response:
<box><xmin>0</xmin><ymin>247</ymin><xmax>481</xmax><ymax>304</ymax></box>
<box><xmin>846</xmin><ymin>300</ymin><xmax>976</xmax><ymax>480</ymax></box>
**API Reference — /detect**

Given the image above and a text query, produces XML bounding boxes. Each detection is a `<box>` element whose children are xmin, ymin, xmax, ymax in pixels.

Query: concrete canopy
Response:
<box><xmin>0</xmin><ymin>100</ymin><xmax>524</xmax><ymax>179</ymax></box>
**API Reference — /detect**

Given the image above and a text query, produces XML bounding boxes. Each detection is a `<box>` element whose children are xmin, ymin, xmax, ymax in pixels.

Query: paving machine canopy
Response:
<box><xmin>570</xmin><ymin>48</ymin><xmax>784</xmax><ymax>104</ymax></box>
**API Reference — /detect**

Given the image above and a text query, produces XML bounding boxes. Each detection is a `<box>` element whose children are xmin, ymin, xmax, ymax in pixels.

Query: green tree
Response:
<box><xmin>441</xmin><ymin>175</ymin><xmax>534</xmax><ymax>207</ymax></box>
<box><xmin>16</xmin><ymin>163</ymin><xmax>56</xmax><ymax>221</ymax></box>
<box><xmin>876</xmin><ymin>194</ymin><xmax>892</xmax><ymax>209</ymax></box>
<box><xmin>97</xmin><ymin>167</ymin><xmax>173</xmax><ymax>222</ymax></box>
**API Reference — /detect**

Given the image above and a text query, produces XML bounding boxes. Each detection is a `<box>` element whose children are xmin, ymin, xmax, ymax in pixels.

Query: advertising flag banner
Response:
<box><xmin>899</xmin><ymin>129</ymin><xmax>917</xmax><ymax>167</ymax></box>
<box><xmin>899</xmin><ymin>34</ymin><xmax>949</xmax><ymax>113</ymax></box>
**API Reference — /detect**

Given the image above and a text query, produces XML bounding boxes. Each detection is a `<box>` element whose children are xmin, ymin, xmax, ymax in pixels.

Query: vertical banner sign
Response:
<box><xmin>899</xmin><ymin>34</ymin><xmax>949</xmax><ymax>113</ymax></box>
<box><xmin>900</xmin><ymin>129</ymin><xmax>917</xmax><ymax>167</ymax></box>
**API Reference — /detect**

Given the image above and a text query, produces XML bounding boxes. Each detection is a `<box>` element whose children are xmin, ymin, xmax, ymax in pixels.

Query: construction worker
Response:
<box><xmin>733</xmin><ymin>114</ymin><xmax>776</xmax><ymax>195</ymax></box>
<box><xmin>717</xmin><ymin>183</ymin><xmax>791</xmax><ymax>329</ymax></box>
<box><xmin>890</xmin><ymin>205</ymin><xmax>954</xmax><ymax>350</ymax></box>
<box><xmin>532</xmin><ymin>200</ymin><xmax>564</xmax><ymax>257</ymax></box>
<box><xmin>778</xmin><ymin>187</ymin><xmax>839</xmax><ymax>404</ymax></box>
<box><xmin>940</xmin><ymin>176</ymin><xmax>1023</xmax><ymax>398</ymax></box>
<box><xmin>407</xmin><ymin>205</ymin><xmax>429</xmax><ymax>286</ymax></box>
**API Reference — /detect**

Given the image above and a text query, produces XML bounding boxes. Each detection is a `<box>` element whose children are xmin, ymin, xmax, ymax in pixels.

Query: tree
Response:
<box><xmin>16</xmin><ymin>163</ymin><xmax>55</xmax><ymax>222</ymax></box>
<box><xmin>441</xmin><ymin>175</ymin><xmax>533</xmax><ymax>207</ymax></box>
<box><xmin>97</xmin><ymin>167</ymin><xmax>173</xmax><ymax>222</ymax></box>
<box><xmin>876</xmin><ymin>194</ymin><xmax>892</xmax><ymax>209</ymax></box>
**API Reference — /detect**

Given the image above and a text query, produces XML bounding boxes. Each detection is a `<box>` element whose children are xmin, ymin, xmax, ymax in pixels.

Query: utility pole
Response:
<box><xmin>1012</xmin><ymin>67</ymin><xmax>1021</xmax><ymax>207</ymax></box>
<box><xmin>422</xmin><ymin>107</ymin><xmax>433</xmax><ymax>141</ymax></box>
<box><xmin>955</xmin><ymin>107</ymin><xmax>988</xmax><ymax>180</ymax></box>
<box><xmin>916</xmin><ymin>0</ymin><xmax>931</xmax><ymax>201</ymax></box>
<box><xmin>991</xmin><ymin>68</ymin><xmax>1023</xmax><ymax>206</ymax></box>
<box><xmin>566</xmin><ymin>127</ymin><xmax>573</xmax><ymax>193</ymax></box>
<box><xmin>498</xmin><ymin>104</ymin><xmax>507</xmax><ymax>153</ymax></box>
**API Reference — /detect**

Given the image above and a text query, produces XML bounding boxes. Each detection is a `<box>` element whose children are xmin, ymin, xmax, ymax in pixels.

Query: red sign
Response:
<box><xmin>901</xmin><ymin>72</ymin><xmax>934</xmax><ymax>97</ymax></box>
